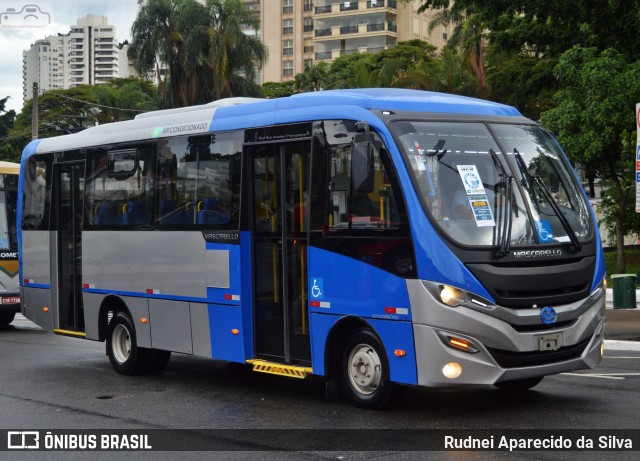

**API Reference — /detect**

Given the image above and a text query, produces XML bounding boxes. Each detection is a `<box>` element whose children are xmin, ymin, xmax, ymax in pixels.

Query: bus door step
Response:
<box><xmin>53</xmin><ymin>329</ymin><xmax>87</xmax><ymax>338</ymax></box>
<box><xmin>246</xmin><ymin>359</ymin><xmax>312</xmax><ymax>379</ymax></box>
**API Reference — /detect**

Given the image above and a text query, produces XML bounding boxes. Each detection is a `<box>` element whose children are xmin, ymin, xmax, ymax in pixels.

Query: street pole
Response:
<box><xmin>32</xmin><ymin>82</ymin><xmax>39</xmax><ymax>140</ymax></box>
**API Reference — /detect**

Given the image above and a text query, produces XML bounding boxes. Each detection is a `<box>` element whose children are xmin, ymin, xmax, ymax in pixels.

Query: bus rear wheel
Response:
<box><xmin>340</xmin><ymin>328</ymin><xmax>395</xmax><ymax>410</ymax></box>
<box><xmin>0</xmin><ymin>312</ymin><xmax>15</xmax><ymax>326</ymax></box>
<box><xmin>106</xmin><ymin>312</ymin><xmax>150</xmax><ymax>375</ymax></box>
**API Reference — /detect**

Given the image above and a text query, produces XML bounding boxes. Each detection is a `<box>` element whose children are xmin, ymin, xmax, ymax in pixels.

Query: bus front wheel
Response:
<box><xmin>106</xmin><ymin>312</ymin><xmax>150</xmax><ymax>375</ymax></box>
<box><xmin>340</xmin><ymin>328</ymin><xmax>394</xmax><ymax>410</ymax></box>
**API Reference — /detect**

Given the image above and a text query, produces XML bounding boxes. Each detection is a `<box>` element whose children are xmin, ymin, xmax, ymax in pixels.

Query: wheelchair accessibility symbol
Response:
<box><xmin>310</xmin><ymin>278</ymin><xmax>324</xmax><ymax>299</ymax></box>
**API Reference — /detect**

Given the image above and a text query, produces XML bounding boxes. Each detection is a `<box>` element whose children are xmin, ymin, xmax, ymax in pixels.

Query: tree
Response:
<box><xmin>486</xmin><ymin>53</ymin><xmax>556</xmax><ymax>120</ymax></box>
<box><xmin>347</xmin><ymin>40</ymin><xmax>438</xmax><ymax>90</ymax></box>
<box><xmin>541</xmin><ymin>46</ymin><xmax>640</xmax><ymax>272</ymax></box>
<box><xmin>413</xmin><ymin>1</ymin><xmax>640</xmax><ymax>60</ymax></box>
<box><xmin>0</xmin><ymin>81</ymin><xmax>160</xmax><ymax>161</ymax></box>
<box><xmin>129</xmin><ymin>0</ymin><xmax>199</xmax><ymax>108</ymax></box>
<box><xmin>90</xmin><ymin>78</ymin><xmax>160</xmax><ymax>123</ymax></box>
<box><xmin>0</xmin><ymin>97</ymin><xmax>17</xmax><ymax>161</ymax></box>
<box><xmin>130</xmin><ymin>0</ymin><xmax>267</xmax><ymax>107</ymax></box>
<box><xmin>294</xmin><ymin>62</ymin><xmax>333</xmax><ymax>92</ymax></box>
<box><xmin>329</xmin><ymin>53</ymin><xmax>373</xmax><ymax>89</ymax></box>
<box><xmin>199</xmin><ymin>0</ymin><xmax>267</xmax><ymax>100</ymax></box>
<box><xmin>261</xmin><ymin>81</ymin><xmax>296</xmax><ymax>99</ymax></box>
<box><xmin>426</xmin><ymin>3</ymin><xmax>487</xmax><ymax>94</ymax></box>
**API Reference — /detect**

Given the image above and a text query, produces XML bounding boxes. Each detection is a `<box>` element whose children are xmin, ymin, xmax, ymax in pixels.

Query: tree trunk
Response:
<box><xmin>615</xmin><ymin>212</ymin><xmax>626</xmax><ymax>273</ymax></box>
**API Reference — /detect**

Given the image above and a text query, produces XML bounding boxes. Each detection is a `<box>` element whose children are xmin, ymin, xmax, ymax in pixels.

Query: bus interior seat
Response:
<box><xmin>122</xmin><ymin>200</ymin><xmax>151</xmax><ymax>225</ymax></box>
<box><xmin>95</xmin><ymin>201</ymin><xmax>119</xmax><ymax>226</ymax></box>
<box><xmin>197</xmin><ymin>198</ymin><xmax>230</xmax><ymax>225</ymax></box>
<box><xmin>159</xmin><ymin>199</ymin><xmax>185</xmax><ymax>225</ymax></box>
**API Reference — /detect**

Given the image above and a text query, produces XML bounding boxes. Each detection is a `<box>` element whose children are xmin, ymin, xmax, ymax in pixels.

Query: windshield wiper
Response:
<box><xmin>489</xmin><ymin>149</ymin><xmax>515</xmax><ymax>257</ymax></box>
<box><xmin>533</xmin><ymin>176</ymin><xmax>582</xmax><ymax>253</ymax></box>
<box><xmin>513</xmin><ymin>149</ymin><xmax>581</xmax><ymax>252</ymax></box>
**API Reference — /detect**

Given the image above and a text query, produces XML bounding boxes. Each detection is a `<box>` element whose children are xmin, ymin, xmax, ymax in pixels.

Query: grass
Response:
<box><xmin>603</xmin><ymin>246</ymin><xmax>640</xmax><ymax>287</ymax></box>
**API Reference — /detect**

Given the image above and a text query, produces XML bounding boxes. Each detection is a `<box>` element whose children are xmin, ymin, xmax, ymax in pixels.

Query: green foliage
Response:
<box><xmin>294</xmin><ymin>62</ymin><xmax>334</xmax><ymax>92</ymax></box>
<box><xmin>604</xmin><ymin>247</ymin><xmax>640</xmax><ymax>286</ymax></box>
<box><xmin>413</xmin><ymin>1</ymin><xmax>640</xmax><ymax>60</ymax></box>
<box><xmin>261</xmin><ymin>81</ymin><xmax>297</xmax><ymax>99</ymax></box>
<box><xmin>0</xmin><ymin>97</ymin><xmax>17</xmax><ymax>161</ymax></box>
<box><xmin>541</xmin><ymin>46</ymin><xmax>640</xmax><ymax>271</ymax></box>
<box><xmin>129</xmin><ymin>0</ymin><xmax>267</xmax><ymax>107</ymax></box>
<box><xmin>329</xmin><ymin>53</ymin><xmax>374</xmax><ymax>89</ymax></box>
<box><xmin>486</xmin><ymin>53</ymin><xmax>556</xmax><ymax>119</ymax></box>
<box><xmin>0</xmin><ymin>80</ymin><xmax>160</xmax><ymax>162</ymax></box>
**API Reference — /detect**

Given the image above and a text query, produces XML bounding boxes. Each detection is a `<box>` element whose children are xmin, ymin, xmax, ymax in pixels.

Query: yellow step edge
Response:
<box><xmin>53</xmin><ymin>329</ymin><xmax>87</xmax><ymax>338</ymax></box>
<box><xmin>246</xmin><ymin>359</ymin><xmax>312</xmax><ymax>379</ymax></box>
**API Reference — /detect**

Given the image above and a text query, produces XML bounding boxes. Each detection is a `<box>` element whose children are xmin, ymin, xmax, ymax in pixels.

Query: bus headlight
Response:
<box><xmin>422</xmin><ymin>281</ymin><xmax>496</xmax><ymax>310</ymax></box>
<box><xmin>440</xmin><ymin>285</ymin><xmax>465</xmax><ymax>307</ymax></box>
<box><xmin>442</xmin><ymin>362</ymin><xmax>462</xmax><ymax>379</ymax></box>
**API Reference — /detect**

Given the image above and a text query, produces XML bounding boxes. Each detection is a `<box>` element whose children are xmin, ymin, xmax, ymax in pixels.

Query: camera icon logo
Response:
<box><xmin>0</xmin><ymin>2</ymin><xmax>52</xmax><ymax>28</ymax></box>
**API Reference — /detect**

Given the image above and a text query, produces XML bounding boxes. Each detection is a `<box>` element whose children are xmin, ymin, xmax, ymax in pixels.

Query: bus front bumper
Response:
<box><xmin>407</xmin><ymin>280</ymin><xmax>606</xmax><ymax>387</ymax></box>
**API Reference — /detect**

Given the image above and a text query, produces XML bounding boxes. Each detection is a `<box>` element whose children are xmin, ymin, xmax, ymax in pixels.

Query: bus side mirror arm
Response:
<box><xmin>351</xmin><ymin>121</ymin><xmax>375</xmax><ymax>193</ymax></box>
<box><xmin>351</xmin><ymin>142</ymin><xmax>374</xmax><ymax>193</ymax></box>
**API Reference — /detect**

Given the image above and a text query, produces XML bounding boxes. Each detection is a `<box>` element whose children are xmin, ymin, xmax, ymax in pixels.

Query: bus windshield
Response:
<box><xmin>0</xmin><ymin>174</ymin><xmax>18</xmax><ymax>251</ymax></box>
<box><xmin>393</xmin><ymin>121</ymin><xmax>591</xmax><ymax>248</ymax></box>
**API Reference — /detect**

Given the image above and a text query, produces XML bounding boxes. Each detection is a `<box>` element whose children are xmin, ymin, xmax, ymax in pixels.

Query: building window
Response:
<box><xmin>283</xmin><ymin>39</ymin><xmax>294</xmax><ymax>56</ymax></box>
<box><xmin>283</xmin><ymin>0</ymin><xmax>293</xmax><ymax>14</ymax></box>
<box><xmin>283</xmin><ymin>60</ymin><xmax>294</xmax><ymax>77</ymax></box>
<box><xmin>283</xmin><ymin>19</ymin><xmax>293</xmax><ymax>35</ymax></box>
<box><xmin>304</xmin><ymin>17</ymin><xmax>314</xmax><ymax>33</ymax></box>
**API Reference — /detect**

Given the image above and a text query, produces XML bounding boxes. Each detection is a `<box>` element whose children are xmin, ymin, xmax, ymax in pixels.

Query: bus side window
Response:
<box><xmin>156</xmin><ymin>132</ymin><xmax>241</xmax><ymax>229</ymax></box>
<box><xmin>85</xmin><ymin>146</ymin><xmax>155</xmax><ymax>229</ymax></box>
<box><xmin>311</xmin><ymin>120</ymin><xmax>415</xmax><ymax>278</ymax></box>
<box><xmin>23</xmin><ymin>157</ymin><xmax>51</xmax><ymax>230</ymax></box>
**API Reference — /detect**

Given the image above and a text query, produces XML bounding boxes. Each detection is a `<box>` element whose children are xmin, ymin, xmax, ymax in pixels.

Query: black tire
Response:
<box><xmin>147</xmin><ymin>350</ymin><xmax>171</xmax><ymax>373</ymax></box>
<box><xmin>106</xmin><ymin>312</ymin><xmax>150</xmax><ymax>375</ymax></box>
<box><xmin>340</xmin><ymin>328</ymin><xmax>395</xmax><ymax>410</ymax></box>
<box><xmin>0</xmin><ymin>311</ymin><xmax>15</xmax><ymax>326</ymax></box>
<box><xmin>494</xmin><ymin>376</ymin><xmax>544</xmax><ymax>391</ymax></box>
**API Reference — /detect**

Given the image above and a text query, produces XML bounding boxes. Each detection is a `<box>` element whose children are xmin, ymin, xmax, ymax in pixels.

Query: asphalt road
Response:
<box><xmin>1</xmin><ymin>314</ymin><xmax>639</xmax><ymax>460</ymax></box>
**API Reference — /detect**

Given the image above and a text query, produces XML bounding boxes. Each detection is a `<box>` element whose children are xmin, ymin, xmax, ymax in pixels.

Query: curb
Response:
<box><xmin>604</xmin><ymin>340</ymin><xmax>640</xmax><ymax>352</ymax></box>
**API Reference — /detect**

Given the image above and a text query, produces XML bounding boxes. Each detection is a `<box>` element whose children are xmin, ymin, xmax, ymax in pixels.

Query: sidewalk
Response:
<box><xmin>604</xmin><ymin>288</ymin><xmax>640</xmax><ymax>351</ymax></box>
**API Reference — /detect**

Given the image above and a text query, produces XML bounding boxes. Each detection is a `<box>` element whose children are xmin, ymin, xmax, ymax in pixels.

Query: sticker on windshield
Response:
<box><xmin>536</xmin><ymin>220</ymin><xmax>555</xmax><ymax>242</ymax></box>
<box><xmin>457</xmin><ymin>165</ymin><xmax>495</xmax><ymax>227</ymax></box>
<box><xmin>468</xmin><ymin>195</ymin><xmax>496</xmax><ymax>227</ymax></box>
<box><xmin>457</xmin><ymin>165</ymin><xmax>486</xmax><ymax>195</ymax></box>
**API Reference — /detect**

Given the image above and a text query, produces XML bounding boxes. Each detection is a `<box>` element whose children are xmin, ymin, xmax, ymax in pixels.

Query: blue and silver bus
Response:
<box><xmin>18</xmin><ymin>89</ymin><xmax>605</xmax><ymax>408</ymax></box>
<box><xmin>0</xmin><ymin>161</ymin><xmax>20</xmax><ymax>326</ymax></box>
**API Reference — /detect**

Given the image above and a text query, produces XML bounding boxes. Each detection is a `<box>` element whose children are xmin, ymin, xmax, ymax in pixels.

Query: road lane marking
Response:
<box><xmin>562</xmin><ymin>372</ymin><xmax>640</xmax><ymax>380</ymax></box>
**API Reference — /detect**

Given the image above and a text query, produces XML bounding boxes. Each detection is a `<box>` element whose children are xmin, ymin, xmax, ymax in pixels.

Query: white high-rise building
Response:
<box><xmin>23</xmin><ymin>15</ymin><xmax>134</xmax><ymax>101</ymax></box>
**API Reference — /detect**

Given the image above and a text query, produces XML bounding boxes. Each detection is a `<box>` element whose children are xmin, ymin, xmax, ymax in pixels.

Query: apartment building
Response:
<box><xmin>23</xmin><ymin>15</ymin><xmax>132</xmax><ymax>101</ymax></box>
<box><xmin>257</xmin><ymin>0</ymin><xmax>450</xmax><ymax>83</ymax></box>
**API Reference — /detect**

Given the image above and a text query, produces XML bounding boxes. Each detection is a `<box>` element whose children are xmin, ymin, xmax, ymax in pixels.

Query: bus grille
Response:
<box><xmin>486</xmin><ymin>337</ymin><xmax>590</xmax><ymax>369</ymax></box>
<box><xmin>466</xmin><ymin>256</ymin><xmax>595</xmax><ymax>308</ymax></box>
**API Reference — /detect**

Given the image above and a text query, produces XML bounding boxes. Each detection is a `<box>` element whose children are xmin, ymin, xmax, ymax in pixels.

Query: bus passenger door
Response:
<box><xmin>53</xmin><ymin>162</ymin><xmax>85</xmax><ymax>333</ymax></box>
<box><xmin>249</xmin><ymin>142</ymin><xmax>311</xmax><ymax>365</ymax></box>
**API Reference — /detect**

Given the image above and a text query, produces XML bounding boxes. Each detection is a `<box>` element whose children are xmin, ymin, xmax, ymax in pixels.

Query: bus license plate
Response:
<box><xmin>537</xmin><ymin>333</ymin><xmax>561</xmax><ymax>351</ymax></box>
<box><xmin>1</xmin><ymin>296</ymin><xmax>20</xmax><ymax>304</ymax></box>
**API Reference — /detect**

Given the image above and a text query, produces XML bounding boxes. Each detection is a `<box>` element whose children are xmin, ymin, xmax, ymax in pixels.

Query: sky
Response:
<box><xmin>0</xmin><ymin>0</ymin><xmax>140</xmax><ymax>113</ymax></box>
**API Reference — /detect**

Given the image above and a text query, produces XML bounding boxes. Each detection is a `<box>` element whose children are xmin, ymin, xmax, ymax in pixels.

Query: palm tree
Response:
<box><xmin>295</xmin><ymin>62</ymin><xmax>334</xmax><ymax>92</ymax></box>
<box><xmin>428</xmin><ymin>5</ymin><xmax>487</xmax><ymax>93</ymax></box>
<box><xmin>129</xmin><ymin>0</ymin><xmax>200</xmax><ymax>107</ymax></box>
<box><xmin>200</xmin><ymin>0</ymin><xmax>268</xmax><ymax>100</ymax></box>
